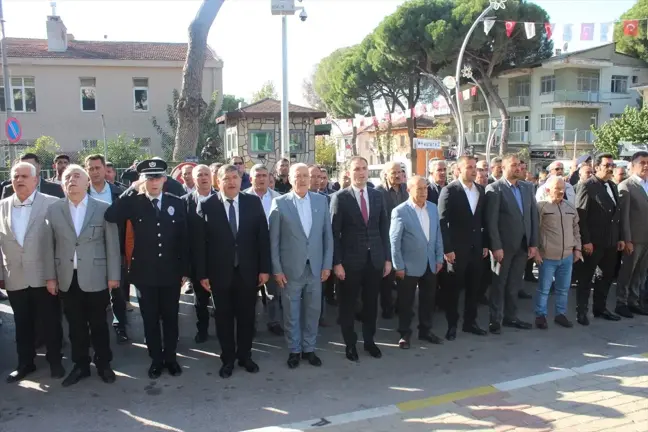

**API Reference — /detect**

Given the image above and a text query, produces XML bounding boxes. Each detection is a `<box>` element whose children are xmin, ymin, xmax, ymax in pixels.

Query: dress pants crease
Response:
<box><xmin>397</xmin><ymin>265</ymin><xmax>436</xmax><ymax>337</ymax></box>
<box><xmin>137</xmin><ymin>284</ymin><xmax>180</xmax><ymax>363</ymax></box>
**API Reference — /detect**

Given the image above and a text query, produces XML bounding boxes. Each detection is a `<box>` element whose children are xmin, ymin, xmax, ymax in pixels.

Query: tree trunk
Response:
<box><xmin>479</xmin><ymin>74</ymin><xmax>509</xmax><ymax>155</ymax></box>
<box><xmin>172</xmin><ymin>0</ymin><xmax>224</xmax><ymax>163</ymax></box>
<box><xmin>351</xmin><ymin>126</ymin><xmax>359</xmax><ymax>156</ymax></box>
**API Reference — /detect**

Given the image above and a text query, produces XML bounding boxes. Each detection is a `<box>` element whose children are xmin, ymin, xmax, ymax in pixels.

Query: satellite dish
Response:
<box><xmin>442</xmin><ymin>76</ymin><xmax>456</xmax><ymax>90</ymax></box>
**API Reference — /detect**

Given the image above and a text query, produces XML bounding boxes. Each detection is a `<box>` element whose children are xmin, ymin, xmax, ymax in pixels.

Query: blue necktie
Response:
<box><xmin>151</xmin><ymin>198</ymin><xmax>160</xmax><ymax>218</ymax></box>
<box><xmin>227</xmin><ymin>199</ymin><xmax>238</xmax><ymax>266</ymax></box>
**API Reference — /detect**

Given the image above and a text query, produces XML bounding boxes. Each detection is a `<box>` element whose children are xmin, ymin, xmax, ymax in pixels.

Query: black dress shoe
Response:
<box><xmin>517</xmin><ymin>290</ymin><xmax>533</xmax><ymax>299</ymax></box>
<box><xmin>166</xmin><ymin>361</ymin><xmax>183</xmax><ymax>376</ymax></box>
<box><xmin>577</xmin><ymin>314</ymin><xmax>590</xmax><ymax>326</ymax></box>
<box><xmin>287</xmin><ymin>353</ymin><xmax>301</xmax><ymax>369</ymax></box>
<box><xmin>398</xmin><ymin>337</ymin><xmax>410</xmax><ymax>349</ymax></box>
<box><xmin>364</xmin><ymin>343</ymin><xmax>382</xmax><ymax>358</ymax></box>
<box><xmin>301</xmin><ymin>352</ymin><xmax>322</xmax><ymax>367</ymax></box>
<box><xmin>267</xmin><ymin>323</ymin><xmax>285</xmax><ymax>336</ymax></box>
<box><xmin>194</xmin><ymin>332</ymin><xmax>208</xmax><ymax>344</ymax></box>
<box><xmin>502</xmin><ymin>318</ymin><xmax>532</xmax><ymax>329</ymax></box>
<box><xmin>594</xmin><ymin>309</ymin><xmax>621</xmax><ymax>321</ymax></box>
<box><xmin>97</xmin><ymin>366</ymin><xmax>116</xmax><ymax>384</ymax></box>
<box><xmin>6</xmin><ymin>364</ymin><xmax>36</xmax><ymax>383</ymax></box>
<box><xmin>238</xmin><ymin>358</ymin><xmax>260</xmax><ymax>373</ymax></box>
<box><xmin>479</xmin><ymin>296</ymin><xmax>489</xmax><ymax>306</ymax></box>
<box><xmin>462</xmin><ymin>323</ymin><xmax>488</xmax><ymax>336</ymax></box>
<box><xmin>114</xmin><ymin>327</ymin><xmax>129</xmax><ymax>344</ymax></box>
<box><xmin>219</xmin><ymin>363</ymin><xmax>234</xmax><ymax>378</ymax></box>
<box><xmin>524</xmin><ymin>275</ymin><xmax>538</xmax><ymax>283</ymax></box>
<box><xmin>615</xmin><ymin>305</ymin><xmax>634</xmax><ymax>318</ymax></box>
<box><xmin>62</xmin><ymin>366</ymin><xmax>91</xmax><ymax>387</ymax></box>
<box><xmin>629</xmin><ymin>304</ymin><xmax>648</xmax><ymax>316</ymax></box>
<box><xmin>345</xmin><ymin>345</ymin><xmax>359</xmax><ymax>362</ymax></box>
<box><xmin>50</xmin><ymin>363</ymin><xmax>66</xmax><ymax>379</ymax></box>
<box><xmin>419</xmin><ymin>331</ymin><xmax>444</xmax><ymax>344</ymax></box>
<box><xmin>148</xmin><ymin>362</ymin><xmax>163</xmax><ymax>379</ymax></box>
<box><xmin>489</xmin><ymin>322</ymin><xmax>501</xmax><ymax>334</ymax></box>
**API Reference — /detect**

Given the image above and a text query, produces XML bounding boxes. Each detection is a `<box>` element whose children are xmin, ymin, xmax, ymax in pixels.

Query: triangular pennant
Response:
<box><xmin>580</xmin><ymin>23</ymin><xmax>594</xmax><ymax>41</ymax></box>
<box><xmin>624</xmin><ymin>20</ymin><xmax>640</xmax><ymax>37</ymax></box>
<box><xmin>600</xmin><ymin>22</ymin><xmax>613</xmax><ymax>42</ymax></box>
<box><xmin>524</xmin><ymin>22</ymin><xmax>536</xmax><ymax>39</ymax></box>
<box><xmin>505</xmin><ymin>21</ymin><xmax>516</xmax><ymax>38</ymax></box>
<box><xmin>484</xmin><ymin>19</ymin><xmax>495</xmax><ymax>35</ymax></box>
<box><xmin>563</xmin><ymin>24</ymin><xmax>573</xmax><ymax>42</ymax></box>
<box><xmin>544</xmin><ymin>22</ymin><xmax>554</xmax><ymax>40</ymax></box>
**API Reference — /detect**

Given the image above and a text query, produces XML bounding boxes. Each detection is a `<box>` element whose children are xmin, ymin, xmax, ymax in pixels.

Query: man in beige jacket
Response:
<box><xmin>534</xmin><ymin>176</ymin><xmax>582</xmax><ymax>329</ymax></box>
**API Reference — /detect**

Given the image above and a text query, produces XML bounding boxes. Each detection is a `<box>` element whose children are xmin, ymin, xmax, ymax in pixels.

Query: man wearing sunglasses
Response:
<box><xmin>230</xmin><ymin>156</ymin><xmax>252</xmax><ymax>190</ymax></box>
<box><xmin>536</xmin><ymin>161</ymin><xmax>575</xmax><ymax>205</ymax></box>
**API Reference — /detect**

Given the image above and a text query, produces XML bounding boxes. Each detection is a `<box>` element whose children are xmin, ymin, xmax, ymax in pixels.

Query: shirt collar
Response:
<box><xmin>69</xmin><ymin>194</ymin><xmax>89</xmax><ymax>208</ymax></box>
<box><xmin>90</xmin><ymin>181</ymin><xmax>110</xmax><ymax>194</ymax></box>
<box><xmin>220</xmin><ymin>191</ymin><xmax>239</xmax><ymax>203</ymax></box>
<box><xmin>505</xmin><ymin>179</ymin><xmax>518</xmax><ymax>189</ymax></box>
<box><xmin>14</xmin><ymin>190</ymin><xmax>37</xmax><ymax>206</ymax></box>
<box><xmin>407</xmin><ymin>199</ymin><xmax>426</xmax><ymax>210</ymax></box>
<box><xmin>461</xmin><ymin>181</ymin><xmax>476</xmax><ymax>192</ymax></box>
<box><xmin>146</xmin><ymin>193</ymin><xmax>162</xmax><ymax>202</ymax></box>
<box><xmin>633</xmin><ymin>174</ymin><xmax>648</xmax><ymax>184</ymax></box>
<box><xmin>294</xmin><ymin>191</ymin><xmax>310</xmax><ymax>202</ymax></box>
<box><xmin>351</xmin><ymin>185</ymin><xmax>367</xmax><ymax>195</ymax></box>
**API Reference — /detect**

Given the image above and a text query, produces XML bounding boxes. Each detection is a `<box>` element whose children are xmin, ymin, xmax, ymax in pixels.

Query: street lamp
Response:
<box><xmin>271</xmin><ymin>0</ymin><xmax>308</xmax><ymax>159</ymax></box>
<box><xmin>455</xmin><ymin>0</ymin><xmax>507</xmax><ymax>155</ymax></box>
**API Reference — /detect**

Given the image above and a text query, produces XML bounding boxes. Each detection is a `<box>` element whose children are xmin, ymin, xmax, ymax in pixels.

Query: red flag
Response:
<box><xmin>372</xmin><ymin>116</ymin><xmax>379</xmax><ymax>127</ymax></box>
<box><xmin>505</xmin><ymin>21</ymin><xmax>516</xmax><ymax>37</ymax></box>
<box><xmin>458</xmin><ymin>91</ymin><xmax>463</xmax><ymax>101</ymax></box>
<box><xmin>580</xmin><ymin>23</ymin><xmax>594</xmax><ymax>41</ymax></box>
<box><xmin>624</xmin><ymin>20</ymin><xmax>640</xmax><ymax>37</ymax></box>
<box><xmin>470</xmin><ymin>87</ymin><xmax>477</xmax><ymax>97</ymax></box>
<box><xmin>544</xmin><ymin>22</ymin><xmax>553</xmax><ymax>40</ymax></box>
<box><xmin>432</xmin><ymin>101</ymin><xmax>439</xmax><ymax>109</ymax></box>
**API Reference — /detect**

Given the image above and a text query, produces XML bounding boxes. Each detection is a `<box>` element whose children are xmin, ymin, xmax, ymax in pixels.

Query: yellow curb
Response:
<box><xmin>396</xmin><ymin>385</ymin><xmax>498</xmax><ymax>412</ymax></box>
<box><xmin>641</xmin><ymin>352</ymin><xmax>648</xmax><ymax>358</ymax></box>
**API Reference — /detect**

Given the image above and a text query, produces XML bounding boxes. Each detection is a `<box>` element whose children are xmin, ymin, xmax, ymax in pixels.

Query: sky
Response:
<box><xmin>3</xmin><ymin>0</ymin><xmax>639</xmax><ymax>108</ymax></box>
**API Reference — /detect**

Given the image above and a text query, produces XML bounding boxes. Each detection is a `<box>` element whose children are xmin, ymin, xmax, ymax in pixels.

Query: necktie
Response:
<box><xmin>227</xmin><ymin>199</ymin><xmax>238</xmax><ymax>266</ymax></box>
<box><xmin>360</xmin><ymin>189</ymin><xmax>369</xmax><ymax>225</ymax></box>
<box><xmin>151</xmin><ymin>198</ymin><xmax>160</xmax><ymax>218</ymax></box>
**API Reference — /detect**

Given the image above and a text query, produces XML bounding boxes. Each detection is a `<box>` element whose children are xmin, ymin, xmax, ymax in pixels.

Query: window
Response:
<box><xmin>513</xmin><ymin>80</ymin><xmax>530</xmax><ymax>97</ymax></box>
<box><xmin>511</xmin><ymin>116</ymin><xmax>529</xmax><ymax>132</ymax></box>
<box><xmin>474</xmin><ymin>119</ymin><xmax>487</xmax><ymax>133</ymax></box>
<box><xmin>577</xmin><ymin>72</ymin><xmax>599</xmax><ymax>92</ymax></box>
<box><xmin>540</xmin><ymin>76</ymin><xmax>555</xmax><ymax>94</ymax></box>
<box><xmin>288</xmin><ymin>130</ymin><xmax>305</xmax><ymax>152</ymax></box>
<box><xmin>133</xmin><ymin>78</ymin><xmax>149</xmax><ymax>111</ymax></box>
<box><xmin>540</xmin><ymin>114</ymin><xmax>556</xmax><ymax>131</ymax></box>
<box><xmin>80</xmin><ymin>77</ymin><xmax>96</xmax><ymax>112</ymax></box>
<box><xmin>0</xmin><ymin>77</ymin><xmax>37</xmax><ymax>112</ymax></box>
<box><xmin>249</xmin><ymin>130</ymin><xmax>274</xmax><ymax>153</ymax></box>
<box><xmin>611</xmin><ymin>75</ymin><xmax>628</xmax><ymax>94</ymax></box>
<box><xmin>632</xmin><ymin>75</ymin><xmax>639</xmax><ymax>84</ymax></box>
<box><xmin>82</xmin><ymin>139</ymin><xmax>99</xmax><ymax>149</ymax></box>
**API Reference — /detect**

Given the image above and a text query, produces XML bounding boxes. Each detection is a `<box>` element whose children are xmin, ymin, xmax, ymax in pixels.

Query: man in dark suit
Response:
<box><xmin>194</xmin><ymin>164</ymin><xmax>271</xmax><ymax>378</ymax></box>
<box><xmin>438</xmin><ymin>156</ymin><xmax>489</xmax><ymax>341</ymax></box>
<box><xmin>1</xmin><ymin>153</ymin><xmax>64</xmax><ymax>199</ymax></box>
<box><xmin>485</xmin><ymin>154</ymin><xmax>538</xmax><ymax>333</ymax></box>
<box><xmin>330</xmin><ymin>156</ymin><xmax>391</xmax><ymax>362</ymax></box>
<box><xmin>182</xmin><ymin>165</ymin><xmax>217</xmax><ymax>343</ymax></box>
<box><xmin>374</xmin><ymin>161</ymin><xmax>408</xmax><ymax>318</ymax></box>
<box><xmin>575</xmin><ymin>153</ymin><xmax>624</xmax><ymax>325</ymax></box>
<box><xmin>426</xmin><ymin>159</ymin><xmax>446</xmax><ymax>205</ymax></box>
<box><xmin>487</xmin><ymin>157</ymin><xmax>504</xmax><ymax>184</ymax></box>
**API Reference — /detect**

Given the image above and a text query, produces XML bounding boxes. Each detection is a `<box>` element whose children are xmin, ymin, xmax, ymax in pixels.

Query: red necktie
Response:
<box><xmin>360</xmin><ymin>189</ymin><xmax>369</xmax><ymax>225</ymax></box>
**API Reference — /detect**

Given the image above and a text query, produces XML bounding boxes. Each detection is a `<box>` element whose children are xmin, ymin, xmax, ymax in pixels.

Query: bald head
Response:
<box><xmin>545</xmin><ymin>175</ymin><xmax>565</xmax><ymax>203</ymax></box>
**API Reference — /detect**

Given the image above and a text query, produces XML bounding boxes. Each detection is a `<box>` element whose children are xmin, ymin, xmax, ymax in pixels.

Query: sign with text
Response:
<box><xmin>414</xmin><ymin>138</ymin><xmax>441</xmax><ymax>150</ymax></box>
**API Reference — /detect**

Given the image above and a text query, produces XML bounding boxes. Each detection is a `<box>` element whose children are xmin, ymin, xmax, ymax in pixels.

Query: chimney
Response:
<box><xmin>555</xmin><ymin>49</ymin><xmax>562</xmax><ymax>56</ymax></box>
<box><xmin>46</xmin><ymin>15</ymin><xmax>68</xmax><ymax>52</ymax></box>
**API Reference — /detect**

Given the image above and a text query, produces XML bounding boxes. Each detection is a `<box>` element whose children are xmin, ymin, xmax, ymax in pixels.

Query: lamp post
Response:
<box><xmin>454</xmin><ymin>0</ymin><xmax>507</xmax><ymax>155</ymax></box>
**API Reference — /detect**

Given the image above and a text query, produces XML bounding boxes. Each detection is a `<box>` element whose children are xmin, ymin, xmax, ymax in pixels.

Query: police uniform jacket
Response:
<box><xmin>104</xmin><ymin>187</ymin><xmax>189</xmax><ymax>287</ymax></box>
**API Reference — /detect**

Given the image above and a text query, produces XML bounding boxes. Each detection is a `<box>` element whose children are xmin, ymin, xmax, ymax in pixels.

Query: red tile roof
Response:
<box><xmin>5</xmin><ymin>37</ymin><xmax>220</xmax><ymax>62</ymax></box>
<box><xmin>217</xmin><ymin>98</ymin><xmax>326</xmax><ymax>123</ymax></box>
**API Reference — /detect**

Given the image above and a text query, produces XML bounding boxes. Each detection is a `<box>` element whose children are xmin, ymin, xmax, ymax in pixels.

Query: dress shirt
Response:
<box><xmin>146</xmin><ymin>193</ymin><xmax>162</xmax><ymax>210</ymax></box>
<box><xmin>69</xmin><ymin>195</ymin><xmax>89</xmax><ymax>269</ymax></box>
<box><xmin>407</xmin><ymin>200</ymin><xmax>430</xmax><ymax>241</ymax></box>
<box><xmin>11</xmin><ymin>190</ymin><xmax>37</xmax><ymax>247</ymax></box>
<box><xmin>633</xmin><ymin>175</ymin><xmax>648</xmax><ymax>196</ymax></box>
<box><xmin>220</xmin><ymin>192</ymin><xmax>239</xmax><ymax>230</ymax></box>
<box><xmin>351</xmin><ymin>185</ymin><xmax>370</xmax><ymax>218</ymax></box>
<box><xmin>389</xmin><ymin>185</ymin><xmax>406</xmax><ymax>207</ymax></box>
<box><xmin>196</xmin><ymin>189</ymin><xmax>213</xmax><ymax>203</ymax></box>
<box><xmin>461</xmin><ymin>181</ymin><xmax>479</xmax><ymax>214</ymax></box>
<box><xmin>254</xmin><ymin>189</ymin><xmax>274</xmax><ymax>221</ymax></box>
<box><xmin>293</xmin><ymin>191</ymin><xmax>312</xmax><ymax>237</ymax></box>
<box><xmin>604</xmin><ymin>182</ymin><xmax>616</xmax><ymax>205</ymax></box>
<box><xmin>185</xmin><ymin>185</ymin><xmax>196</xmax><ymax>194</ymax></box>
<box><xmin>89</xmin><ymin>181</ymin><xmax>112</xmax><ymax>204</ymax></box>
<box><xmin>505</xmin><ymin>179</ymin><xmax>523</xmax><ymax>213</ymax></box>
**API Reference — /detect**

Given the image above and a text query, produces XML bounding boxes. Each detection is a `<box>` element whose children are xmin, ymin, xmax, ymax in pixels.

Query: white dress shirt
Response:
<box><xmin>351</xmin><ymin>185</ymin><xmax>370</xmax><ymax>218</ymax></box>
<box><xmin>11</xmin><ymin>190</ymin><xmax>37</xmax><ymax>247</ymax></box>
<box><xmin>69</xmin><ymin>195</ymin><xmax>89</xmax><ymax>269</ymax></box>
<box><xmin>293</xmin><ymin>191</ymin><xmax>312</xmax><ymax>237</ymax></box>
<box><xmin>146</xmin><ymin>193</ymin><xmax>162</xmax><ymax>209</ymax></box>
<box><xmin>633</xmin><ymin>174</ymin><xmax>648</xmax><ymax>196</ymax></box>
<box><xmin>462</xmin><ymin>181</ymin><xmax>479</xmax><ymax>214</ymax></box>
<box><xmin>89</xmin><ymin>181</ymin><xmax>112</xmax><ymax>204</ymax></box>
<box><xmin>604</xmin><ymin>182</ymin><xmax>616</xmax><ymax>205</ymax></box>
<box><xmin>185</xmin><ymin>185</ymin><xmax>196</xmax><ymax>194</ymax></box>
<box><xmin>408</xmin><ymin>200</ymin><xmax>430</xmax><ymax>241</ymax></box>
<box><xmin>255</xmin><ymin>189</ymin><xmax>274</xmax><ymax>221</ymax></box>
<box><xmin>197</xmin><ymin>189</ymin><xmax>213</xmax><ymax>203</ymax></box>
<box><xmin>221</xmin><ymin>192</ymin><xmax>239</xmax><ymax>230</ymax></box>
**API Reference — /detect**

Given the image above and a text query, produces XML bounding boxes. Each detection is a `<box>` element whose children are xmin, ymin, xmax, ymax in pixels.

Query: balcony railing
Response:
<box><xmin>464</xmin><ymin>101</ymin><xmax>488</xmax><ymax>112</ymax></box>
<box><xmin>465</xmin><ymin>132</ymin><xmax>488</xmax><ymax>144</ymax></box>
<box><xmin>506</xmin><ymin>96</ymin><xmax>531</xmax><ymax>108</ymax></box>
<box><xmin>508</xmin><ymin>131</ymin><xmax>530</xmax><ymax>143</ymax></box>
<box><xmin>541</xmin><ymin>129</ymin><xmax>594</xmax><ymax>143</ymax></box>
<box><xmin>550</xmin><ymin>90</ymin><xmax>601</xmax><ymax>103</ymax></box>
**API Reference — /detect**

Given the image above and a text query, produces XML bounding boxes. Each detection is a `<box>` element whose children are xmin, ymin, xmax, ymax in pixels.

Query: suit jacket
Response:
<box><xmin>164</xmin><ymin>176</ymin><xmax>186</xmax><ymax>197</ymax></box>
<box><xmin>485</xmin><ymin>178</ymin><xmax>538</xmax><ymax>252</ymax></box>
<box><xmin>577</xmin><ymin>176</ymin><xmax>622</xmax><ymax>248</ymax></box>
<box><xmin>2</xmin><ymin>178</ymin><xmax>64</xmax><ymax>199</ymax></box>
<box><xmin>426</xmin><ymin>182</ymin><xmax>443</xmax><ymax>205</ymax></box>
<box><xmin>619</xmin><ymin>176</ymin><xmax>648</xmax><ymax>244</ymax></box>
<box><xmin>193</xmin><ymin>192</ymin><xmax>271</xmax><ymax>290</ymax></box>
<box><xmin>0</xmin><ymin>192</ymin><xmax>59</xmax><ymax>291</ymax></box>
<box><xmin>330</xmin><ymin>186</ymin><xmax>390</xmax><ymax>272</ymax></box>
<box><xmin>374</xmin><ymin>184</ymin><xmax>409</xmax><ymax>225</ymax></box>
<box><xmin>438</xmin><ymin>180</ymin><xmax>488</xmax><ymax>262</ymax></box>
<box><xmin>182</xmin><ymin>189</ymin><xmax>216</xmax><ymax>279</ymax></box>
<box><xmin>42</xmin><ymin>196</ymin><xmax>121</xmax><ymax>292</ymax></box>
<box><xmin>269</xmin><ymin>191</ymin><xmax>333</xmax><ymax>280</ymax></box>
<box><xmin>389</xmin><ymin>201</ymin><xmax>444</xmax><ymax>277</ymax></box>
<box><xmin>242</xmin><ymin>186</ymin><xmax>281</xmax><ymax>201</ymax></box>
<box><xmin>89</xmin><ymin>182</ymin><xmax>126</xmax><ymax>256</ymax></box>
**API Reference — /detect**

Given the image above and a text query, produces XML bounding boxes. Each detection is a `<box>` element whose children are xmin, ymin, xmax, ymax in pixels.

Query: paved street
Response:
<box><xmin>1</xmin><ymin>283</ymin><xmax>647</xmax><ymax>432</ymax></box>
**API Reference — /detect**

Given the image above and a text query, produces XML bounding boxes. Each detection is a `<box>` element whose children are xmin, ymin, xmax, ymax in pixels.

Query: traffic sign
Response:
<box><xmin>414</xmin><ymin>138</ymin><xmax>441</xmax><ymax>150</ymax></box>
<box><xmin>5</xmin><ymin>117</ymin><xmax>22</xmax><ymax>144</ymax></box>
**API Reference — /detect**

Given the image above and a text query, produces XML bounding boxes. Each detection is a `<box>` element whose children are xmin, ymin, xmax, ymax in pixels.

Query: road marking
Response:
<box><xmin>397</xmin><ymin>385</ymin><xmax>497</xmax><ymax>411</ymax></box>
<box><xmin>492</xmin><ymin>369</ymin><xmax>578</xmax><ymax>391</ymax></box>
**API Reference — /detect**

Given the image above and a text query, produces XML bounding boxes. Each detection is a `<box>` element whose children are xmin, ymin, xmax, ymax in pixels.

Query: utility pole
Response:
<box><xmin>0</xmin><ymin>0</ymin><xmax>13</xmax><ymax>139</ymax></box>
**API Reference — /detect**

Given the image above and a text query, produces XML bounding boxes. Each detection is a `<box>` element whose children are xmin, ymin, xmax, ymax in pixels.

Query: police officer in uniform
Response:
<box><xmin>104</xmin><ymin>159</ymin><xmax>189</xmax><ymax>379</ymax></box>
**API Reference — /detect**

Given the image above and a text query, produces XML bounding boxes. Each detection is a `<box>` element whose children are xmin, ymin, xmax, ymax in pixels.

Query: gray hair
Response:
<box><xmin>428</xmin><ymin>159</ymin><xmax>446</xmax><ymax>172</ymax></box>
<box><xmin>217</xmin><ymin>164</ymin><xmax>240</xmax><ymax>179</ymax></box>
<box><xmin>249</xmin><ymin>164</ymin><xmax>268</xmax><ymax>178</ymax></box>
<box><xmin>490</xmin><ymin>157</ymin><xmax>503</xmax><ymax>167</ymax></box>
<box><xmin>62</xmin><ymin>164</ymin><xmax>89</xmax><ymax>182</ymax></box>
<box><xmin>289</xmin><ymin>163</ymin><xmax>309</xmax><ymax>178</ymax></box>
<box><xmin>11</xmin><ymin>161</ymin><xmax>36</xmax><ymax>178</ymax></box>
<box><xmin>192</xmin><ymin>164</ymin><xmax>210</xmax><ymax>179</ymax></box>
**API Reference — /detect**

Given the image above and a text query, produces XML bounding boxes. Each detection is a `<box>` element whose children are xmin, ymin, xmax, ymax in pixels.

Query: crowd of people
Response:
<box><xmin>1</xmin><ymin>149</ymin><xmax>646</xmax><ymax>388</ymax></box>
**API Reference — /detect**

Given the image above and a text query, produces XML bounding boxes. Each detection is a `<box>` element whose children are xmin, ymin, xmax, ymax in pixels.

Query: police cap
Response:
<box><xmin>137</xmin><ymin>159</ymin><xmax>168</xmax><ymax>178</ymax></box>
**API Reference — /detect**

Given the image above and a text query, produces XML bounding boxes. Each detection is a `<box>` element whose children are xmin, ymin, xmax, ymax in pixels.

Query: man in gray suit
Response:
<box><xmin>0</xmin><ymin>162</ymin><xmax>65</xmax><ymax>383</ymax></box>
<box><xmin>269</xmin><ymin>163</ymin><xmax>333</xmax><ymax>369</ymax></box>
<box><xmin>42</xmin><ymin>164</ymin><xmax>121</xmax><ymax>387</ymax></box>
<box><xmin>617</xmin><ymin>151</ymin><xmax>648</xmax><ymax>317</ymax></box>
<box><xmin>485</xmin><ymin>154</ymin><xmax>538</xmax><ymax>333</ymax></box>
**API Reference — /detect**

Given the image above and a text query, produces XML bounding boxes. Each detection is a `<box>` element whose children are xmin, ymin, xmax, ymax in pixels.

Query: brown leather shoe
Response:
<box><xmin>535</xmin><ymin>316</ymin><xmax>548</xmax><ymax>330</ymax></box>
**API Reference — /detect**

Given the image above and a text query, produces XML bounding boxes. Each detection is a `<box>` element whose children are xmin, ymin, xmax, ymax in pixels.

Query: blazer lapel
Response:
<box><xmin>405</xmin><ymin>204</ymin><xmax>426</xmax><ymax>240</ymax></box>
<box><xmin>24</xmin><ymin>192</ymin><xmax>44</xmax><ymax>234</ymax></box>
<box><xmin>61</xmin><ymin>199</ymin><xmax>77</xmax><ymax>235</ymax></box>
<box><xmin>345</xmin><ymin>187</ymin><xmax>366</xmax><ymax>226</ymax></box>
<box><xmin>4</xmin><ymin>199</ymin><xmax>16</xmax><ymax>242</ymax></box>
<box><xmin>368</xmin><ymin>188</ymin><xmax>380</xmax><ymax>224</ymax></box>
<box><xmin>502</xmin><ymin>182</ymin><xmax>523</xmax><ymax>218</ymax></box>
<box><xmin>80</xmin><ymin>197</ymin><xmax>97</xmax><ymax>234</ymax></box>
<box><xmin>286</xmin><ymin>192</ymin><xmax>308</xmax><ymax>239</ymax></box>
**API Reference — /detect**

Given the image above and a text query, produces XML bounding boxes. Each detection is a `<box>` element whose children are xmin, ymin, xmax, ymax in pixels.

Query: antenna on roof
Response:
<box><xmin>50</xmin><ymin>1</ymin><xmax>57</xmax><ymax>16</ymax></box>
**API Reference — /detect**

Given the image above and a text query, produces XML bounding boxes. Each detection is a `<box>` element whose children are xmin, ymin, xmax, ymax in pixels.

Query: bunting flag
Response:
<box><xmin>600</xmin><ymin>22</ymin><xmax>613</xmax><ymax>42</ymax></box>
<box><xmin>580</xmin><ymin>23</ymin><xmax>595</xmax><ymax>41</ymax></box>
<box><xmin>432</xmin><ymin>101</ymin><xmax>440</xmax><ymax>109</ymax></box>
<box><xmin>462</xmin><ymin>89</ymin><xmax>471</xmax><ymax>100</ymax></box>
<box><xmin>470</xmin><ymin>86</ymin><xmax>478</xmax><ymax>97</ymax></box>
<box><xmin>458</xmin><ymin>91</ymin><xmax>463</xmax><ymax>101</ymax></box>
<box><xmin>505</xmin><ymin>21</ymin><xmax>516</xmax><ymax>37</ymax></box>
<box><xmin>372</xmin><ymin>116</ymin><xmax>379</xmax><ymax>127</ymax></box>
<box><xmin>624</xmin><ymin>19</ymin><xmax>640</xmax><ymax>37</ymax></box>
<box><xmin>544</xmin><ymin>22</ymin><xmax>554</xmax><ymax>40</ymax></box>
<box><xmin>484</xmin><ymin>18</ymin><xmax>495</xmax><ymax>35</ymax></box>
<box><xmin>563</xmin><ymin>23</ymin><xmax>573</xmax><ymax>42</ymax></box>
<box><xmin>524</xmin><ymin>22</ymin><xmax>536</xmax><ymax>39</ymax></box>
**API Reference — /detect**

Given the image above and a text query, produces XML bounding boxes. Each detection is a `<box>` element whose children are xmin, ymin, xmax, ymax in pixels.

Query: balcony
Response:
<box><xmin>465</xmin><ymin>132</ymin><xmax>488</xmax><ymax>144</ymax></box>
<box><xmin>542</xmin><ymin>90</ymin><xmax>609</xmax><ymax>109</ymax></box>
<box><xmin>505</xmin><ymin>96</ymin><xmax>531</xmax><ymax>112</ymax></box>
<box><xmin>464</xmin><ymin>101</ymin><xmax>488</xmax><ymax>113</ymax></box>
<box><xmin>432</xmin><ymin>107</ymin><xmax>452</xmax><ymax>117</ymax></box>
<box><xmin>508</xmin><ymin>131</ymin><xmax>530</xmax><ymax>144</ymax></box>
<box><xmin>541</xmin><ymin>129</ymin><xmax>595</xmax><ymax>144</ymax></box>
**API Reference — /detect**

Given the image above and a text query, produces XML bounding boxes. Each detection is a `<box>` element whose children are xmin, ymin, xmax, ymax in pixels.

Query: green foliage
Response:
<box><xmin>417</xmin><ymin>123</ymin><xmax>450</xmax><ymax>139</ymax></box>
<box><xmin>315</xmin><ymin>136</ymin><xmax>337</xmax><ymax>167</ymax></box>
<box><xmin>314</xmin><ymin>47</ymin><xmax>362</xmax><ymax>117</ymax></box>
<box><xmin>77</xmin><ymin>135</ymin><xmax>150</xmax><ymax>168</ymax></box>
<box><xmin>151</xmin><ymin>89</ymin><xmax>222</xmax><ymax>161</ymax></box>
<box><xmin>517</xmin><ymin>147</ymin><xmax>531</xmax><ymax>165</ymax></box>
<box><xmin>23</xmin><ymin>136</ymin><xmax>61</xmax><ymax>167</ymax></box>
<box><xmin>219</xmin><ymin>94</ymin><xmax>246</xmax><ymax>115</ymax></box>
<box><xmin>593</xmin><ymin>106</ymin><xmax>648</xmax><ymax>158</ymax></box>
<box><xmin>374</xmin><ymin>121</ymin><xmax>395</xmax><ymax>161</ymax></box>
<box><xmin>615</xmin><ymin>0</ymin><xmax>648</xmax><ymax>61</ymax></box>
<box><xmin>252</xmin><ymin>81</ymin><xmax>278</xmax><ymax>102</ymax></box>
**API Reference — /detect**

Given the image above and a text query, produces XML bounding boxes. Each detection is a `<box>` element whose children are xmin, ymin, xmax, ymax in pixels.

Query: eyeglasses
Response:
<box><xmin>233</xmin><ymin>162</ymin><xmax>244</xmax><ymax>166</ymax></box>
